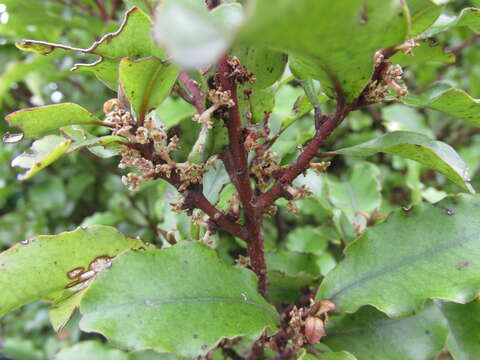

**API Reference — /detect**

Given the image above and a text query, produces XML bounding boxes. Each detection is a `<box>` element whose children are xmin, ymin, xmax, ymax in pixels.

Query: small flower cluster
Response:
<box><xmin>364</xmin><ymin>52</ymin><xmax>408</xmax><ymax>103</ymax></box>
<box><xmin>250</xmin><ymin>150</ymin><xmax>281</xmax><ymax>191</ymax></box>
<box><xmin>192</xmin><ymin>89</ymin><xmax>234</xmax><ymax>129</ymax></box>
<box><xmin>279</xmin><ymin>300</ymin><xmax>335</xmax><ymax>352</ymax></box>
<box><xmin>285</xmin><ymin>185</ymin><xmax>313</xmax><ymax>214</ymax></box>
<box><xmin>103</xmin><ymin>98</ymin><xmax>207</xmax><ymax>191</ymax></box>
<box><xmin>227</xmin><ymin>56</ymin><xmax>255</xmax><ymax>85</ymax></box>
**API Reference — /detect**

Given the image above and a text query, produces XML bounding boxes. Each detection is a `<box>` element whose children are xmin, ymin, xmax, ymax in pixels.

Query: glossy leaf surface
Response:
<box><xmin>324</xmin><ymin>304</ymin><xmax>447</xmax><ymax>360</ymax></box>
<box><xmin>318</xmin><ymin>194</ymin><xmax>480</xmax><ymax>317</ymax></box>
<box><xmin>334</xmin><ymin>131</ymin><xmax>473</xmax><ymax>192</ymax></box>
<box><xmin>5</xmin><ymin>103</ymin><xmax>99</xmax><ymax>139</ymax></box>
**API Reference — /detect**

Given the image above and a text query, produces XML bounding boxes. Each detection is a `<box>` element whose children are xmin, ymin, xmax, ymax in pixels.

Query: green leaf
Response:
<box><xmin>318</xmin><ymin>194</ymin><xmax>480</xmax><ymax>317</ymax></box>
<box><xmin>155</xmin><ymin>97</ymin><xmax>196</xmax><ymax>129</ymax></box>
<box><xmin>320</xmin><ymin>352</ymin><xmax>358</xmax><ymax>360</ymax></box>
<box><xmin>420</xmin><ymin>7</ymin><xmax>480</xmax><ymax>38</ymax></box>
<box><xmin>0</xmin><ymin>225</ymin><xmax>143</xmax><ymax>318</ymax></box>
<box><xmin>17</xmin><ymin>8</ymin><xmax>165</xmax><ymax>89</ymax></box>
<box><xmin>125</xmin><ymin>0</ymin><xmax>157</xmax><ymax>16</ymax></box>
<box><xmin>324</xmin><ymin>304</ymin><xmax>447</xmax><ymax>360</ymax></box>
<box><xmin>381</xmin><ymin>104</ymin><xmax>433</xmax><ymax>137</ymax></box>
<box><xmin>5</xmin><ymin>103</ymin><xmax>100</xmax><ymax>139</ymax></box>
<box><xmin>285</xmin><ymin>226</ymin><xmax>328</xmax><ymax>256</ymax></box>
<box><xmin>439</xmin><ymin>300</ymin><xmax>480</xmax><ymax>360</ymax></box>
<box><xmin>401</xmin><ymin>86</ymin><xmax>480</xmax><ymax>127</ymax></box>
<box><xmin>119</xmin><ymin>57</ymin><xmax>180</xmax><ymax>120</ymax></box>
<box><xmin>232</xmin><ymin>46</ymin><xmax>287</xmax><ymax>89</ymax></box>
<box><xmin>390</xmin><ymin>40</ymin><xmax>455</xmax><ymax>66</ymax></box>
<box><xmin>326</xmin><ymin>162</ymin><xmax>382</xmax><ymax>232</ymax></box>
<box><xmin>11</xmin><ymin>135</ymin><xmax>72</xmax><ymax>180</ymax></box>
<box><xmin>407</xmin><ymin>0</ymin><xmax>442</xmax><ymax>37</ymax></box>
<box><xmin>50</xmin><ymin>289</ymin><xmax>87</xmax><ymax>332</ymax></box>
<box><xmin>266</xmin><ymin>250</ymin><xmax>321</xmax><ymax>302</ymax></box>
<box><xmin>79</xmin><ymin>242</ymin><xmax>278</xmax><ymax>358</ymax></box>
<box><xmin>154</xmin><ymin>1</ymin><xmax>244</xmax><ymax>68</ymax></box>
<box><xmin>238</xmin><ymin>0</ymin><xmax>409</xmax><ymax>101</ymax></box>
<box><xmin>334</xmin><ymin>131</ymin><xmax>474</xmax><ymax>193</ymax></box>
<box><xmin>54</xmin><ymin>341</ymin><xmax>131</xmax><ymax>360</ymax></box>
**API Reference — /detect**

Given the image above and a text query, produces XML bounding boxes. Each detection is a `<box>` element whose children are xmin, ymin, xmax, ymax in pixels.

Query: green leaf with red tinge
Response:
<box><xmin>16</xmin><ymin>8</ymin><xmax>166</xmax><ymax>89</ymax></box>
<box><xmin>318</xmin><ymin>194</ymin><xmax>480</xmax><ymax>317</ymax></box>
<box><xmin>334</xmin><ymin>131</ymin><xmax>474</xmax><ymax>193</ymax></box>
<box><xmin>119</xmin><ymin>57</ymin><xmax>180</xmax><ymax>120</ymax></box>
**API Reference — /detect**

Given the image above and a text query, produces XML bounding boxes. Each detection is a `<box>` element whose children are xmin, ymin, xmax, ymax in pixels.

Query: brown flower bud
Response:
<box><xmin>304</xmin><ymin>316</ymin><xmax>325</xmax><ymax>344</ymax></box>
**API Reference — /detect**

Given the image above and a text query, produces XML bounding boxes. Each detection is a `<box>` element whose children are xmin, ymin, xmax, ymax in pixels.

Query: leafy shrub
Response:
<box><xmin>1</xmin><ymin>1</ymin><xmax>480</xmax><ymax>359</ymax></box>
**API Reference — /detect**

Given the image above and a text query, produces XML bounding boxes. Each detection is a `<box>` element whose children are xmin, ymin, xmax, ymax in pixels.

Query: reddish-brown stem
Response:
<box><xmin>447</xmin><ymin>33</ymin><xmax>480</xmax><ymax>58</ymax></box>
<box><xmin>205</xmin><ymin>0</ymin><xmax>220</xmax><ymax>10</ymax></box>
<box><xmin>216</xmin><ymin>55</ymin><xmax>268</xmax><ymax>296</ymax></box>
<box><xmin>178</xmin><ymin>72</ymin><xmax>205</xmax><ymax>113</ymax></box>
<box><xmin>183</xmin><ymin>189</ymin><xmax>248</xmax><ymax>241</ymax></box>
<box><xmin>254</xmin><ymin>101</ymin><xmax>352</xmax><ymax>213</ymax></box>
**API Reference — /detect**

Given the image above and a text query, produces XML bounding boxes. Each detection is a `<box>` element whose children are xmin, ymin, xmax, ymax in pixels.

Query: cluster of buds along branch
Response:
<box><xmin>364</xmin><ymin>51</ymin><xmax>408</xmax><ymax>103</ymax></box>
<box><xmin>102</xmin><ymin>99</ymin><xmax>207</xmax><ymax>191</ymax></box>
<box><xmin>227</xmin><ymin>56</ymin><xmax>256</xmax><ymax>85</ymax></box>
<box><xmin>267</xmin><ymin>299</ymin><xmax>336</xmax><ymax>353</ymax></box>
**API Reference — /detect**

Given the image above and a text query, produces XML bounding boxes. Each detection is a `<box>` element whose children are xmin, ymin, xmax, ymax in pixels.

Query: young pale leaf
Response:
<box><xmin>238</xmin><ymin>0</ymin><xmax>409</xmax><ymax>101</ymax></box>
<box><xmin>17</xmin><ymin>8</ymin><xmax>165</xmax><ymax>89</ymax></box>
<box><xmin>402</xmin><ymin>86</ymin><xmax>480</xmax><ymax>127</ymax></box>
<box><xmin>334</xmin><ymin>131</ymin><xmax>474</xmax><ymax>193</ymax></box>
<box><xmin>11</xmin><ymin>135</ymin><xmax>72</xmax><ymax>180</ymax></box>
<box><xmin>119</xmin><ymin>57</ymin><xmax>180</xmax><ymax>120</ymax></box>
<box><xmin>0</xmin><ymin>226</ymin><xmax>143</xmax><ymax>318</ymax></box>
<box><xmin>324</xmin><ymin>304</ymin><xmax>447</xmax><ymax>360</ymax></box>
<box><xmin>318</xmin><ymin>194</ymin><xmax>480</xmax><ymax>317</ymax></box>
<box><xmin>154</xmin><ymin>1</ymin><xmax>244</xmax><ymax>69</ymax></box>
<box><xmin>202</xmin><ymin>160</ymin><xmax>230</xmax><ymax>204</ymax></box>
<box><xmin>5</xmin><ymin>103</ymin><xmax>99</xmax><ymax>139</ymax></box>
<box><xmin>79</xmin><ymin>242</ymin><xmax>279</xmax><ymax>358</ymax></box>
<box><xmin>439</xmin><ymin>300</ymin><xmax>480</xmax><ymax>360</ymax></box>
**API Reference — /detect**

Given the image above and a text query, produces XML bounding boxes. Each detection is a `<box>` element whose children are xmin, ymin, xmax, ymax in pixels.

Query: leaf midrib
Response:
<box><xmin>84</xmin><ymin>296</ymin><xmax>279</xmax><ymax>319</ymax></box>
<box><xmin>328</xmin><ymin>229</ymin><xmax>476</xmax><ymax>304</ymax></box>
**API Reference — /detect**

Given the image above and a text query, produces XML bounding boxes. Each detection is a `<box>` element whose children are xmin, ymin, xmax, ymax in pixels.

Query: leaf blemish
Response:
<box><xmin>456</xmin><ymin>260</ymin><xmax>470</xmax><ymax>270</ymax></box>
<box><xmin>144</xmin><ymin>300</ymin><xmax>157</xmax><ymax>307</ymax></box>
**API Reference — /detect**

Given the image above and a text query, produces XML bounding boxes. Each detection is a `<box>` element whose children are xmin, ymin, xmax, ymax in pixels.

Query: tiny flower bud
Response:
<box><xmin>304</xmin><ymin>316</ymin><xmax>325</xmax><ymax>344</ymax></box>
